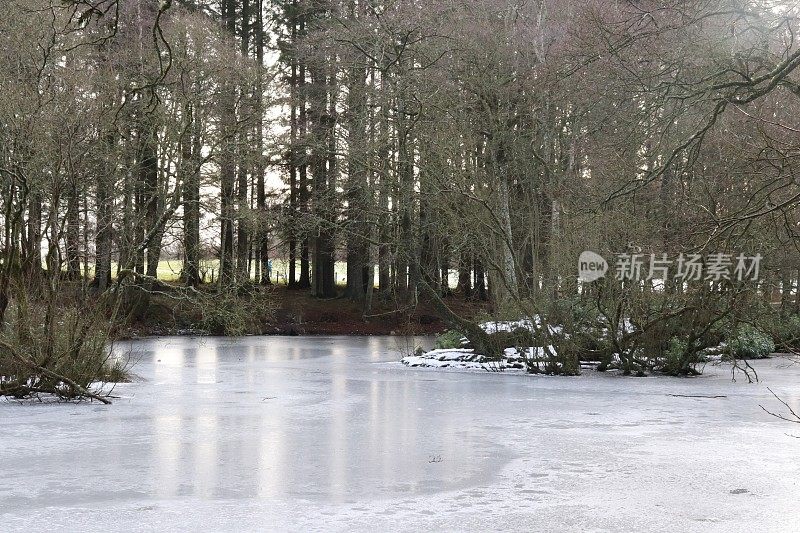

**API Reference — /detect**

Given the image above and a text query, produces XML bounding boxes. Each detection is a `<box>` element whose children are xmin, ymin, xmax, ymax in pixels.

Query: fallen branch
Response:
<box><xmin>668</xmin><ymin>394</ymin><xmax>727</xmax><ymax>399</ymax></box>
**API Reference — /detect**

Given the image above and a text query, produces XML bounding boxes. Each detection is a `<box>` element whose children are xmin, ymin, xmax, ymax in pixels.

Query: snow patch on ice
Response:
<box><xmin>401</xmin><ymin>345</ymin><xmax>563</xmax><ymax>372</ymax></box>
<box><xmin>401</xmin><ymin>347</ymin><xmax>526</xmax><ymax>371</ymax></box>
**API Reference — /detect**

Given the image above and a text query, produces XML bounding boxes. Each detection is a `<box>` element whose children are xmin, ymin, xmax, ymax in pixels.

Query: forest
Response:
<box><xmin>2</xmin><ymin>0</ymin><xmax>800</xmax><ymax>400</ymax></box>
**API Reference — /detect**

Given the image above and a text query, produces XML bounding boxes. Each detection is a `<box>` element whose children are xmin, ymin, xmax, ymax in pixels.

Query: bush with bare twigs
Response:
<box><xmin>0</xmin><ymin>288</ymin><xmax>127</xmax><ymax>403</ymax></box>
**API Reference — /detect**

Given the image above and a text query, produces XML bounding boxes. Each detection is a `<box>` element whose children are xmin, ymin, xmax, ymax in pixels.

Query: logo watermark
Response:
<box><xmin>578</xmin><ymin>251</ymin><xmax>762</xmax><ymax>282</ymax></box>
<box><xmin>578</xmin><ymin>251</ymin><xmax>609</xmax><ymax>282</ymax></box>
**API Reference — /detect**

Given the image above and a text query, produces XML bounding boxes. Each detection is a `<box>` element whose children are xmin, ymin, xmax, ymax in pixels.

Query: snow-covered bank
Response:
<box><xmin>401</xmin><ymin>319</ymin><xmax>562</xmax><ymax>373</ymax></box>
<box><xmin>401</xmin><ymin>347</ymin><xmax>526</xmax><ymax>371</ymax></box>
<box><xmin>400</xmin><ymin>318</ymin><xmax>755</xmax><ymax>375</ymax></box>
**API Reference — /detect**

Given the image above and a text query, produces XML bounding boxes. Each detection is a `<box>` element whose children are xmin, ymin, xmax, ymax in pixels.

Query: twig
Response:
<box><xmin>759</xmin><ymin>387</ymin><xmax>800</xmax><ymax>424</ymax></box>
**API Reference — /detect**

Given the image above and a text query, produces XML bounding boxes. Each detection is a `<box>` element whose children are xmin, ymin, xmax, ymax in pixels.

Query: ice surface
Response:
<box><xmin>1</xmin><ymin>335</ymin><xmax>799</xmax><ymax>532</ymax></box>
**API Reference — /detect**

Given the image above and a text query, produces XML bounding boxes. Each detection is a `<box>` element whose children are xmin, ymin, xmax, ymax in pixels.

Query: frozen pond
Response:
<box><xmin>1</xmin><ymin>336</ymin><xmax>799</xmax><ymax>532</ymax></box>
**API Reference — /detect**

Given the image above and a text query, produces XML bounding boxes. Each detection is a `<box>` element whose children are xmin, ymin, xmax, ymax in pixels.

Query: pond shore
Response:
<box><xmin>119</xmin><ymin>285</ymin><xmax>487</xmax><ymax>338</ymax></box>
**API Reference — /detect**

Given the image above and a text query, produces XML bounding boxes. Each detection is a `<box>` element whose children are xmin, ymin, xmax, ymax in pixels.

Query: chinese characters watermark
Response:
<box><xmin>578</xmin><ymin>251</ymin><xmax>762</xmax><ymax>282</ymax></box>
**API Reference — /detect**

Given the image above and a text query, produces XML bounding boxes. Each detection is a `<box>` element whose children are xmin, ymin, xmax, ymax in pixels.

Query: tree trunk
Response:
<box><xmin>309</xmin><ymin>47</ymin><xmax>336</xmax><ymax>298</ymax></box>
<box><xmin>396</xmin><ymin>90</ymin><xmax>414</xmax><ymax>296</ymax></box>
<box><xmin>236</xmin><ymin>0</ymin><xmax>251</xmax><ymax>284</ymax></box>
<box><xmin>344</xmin><ymin>19</ymin><xmax>368</xmax><ymax>302</ymax></box>
<box><xmin>255</xmin><ymin>0</ymin><xmax>270</xmax><ymax>286</ymax></box>
<box><xmin>93</xmin><ymin>154</ymin><xmax>113</xmax><ymax>291</ymax></box>
<box><xmin>458</xmin><ymin>251</ymin><xmax>472</xmax><ymax>299</ymax></box>
<box><xmin>297</xmin><ymin>12</ymin><xmax>311</xmax><ymax>290</ymax></box>
<box><xmin>183</xmin><ymin>103</ymin><xmax>201</xmax><ymax>287</ymax></box>
<box><xmin>287</xmin><ymin>1</ymin><xmax>299</xmax><ymax>287</ymax></box>
<box><xmin>219</xmin><ymin>0</ymin><xmax>236</xmax><ymax>286</ymax></box>
<box><xmin>377</xmin><ymin>69</ymin><xmax>391</xmax><ymax>295</ymax></box>
<box><xmin>141</xmin><ymin>117</ymin><xmax>161</xmax><ymax>280</ymax></box>
<box><xmin>488</xmin><ymin>142</ymin><xmax>518</xmax><ymax>306</ymax></box>
<box><xmin>65</xmin><ymin>184</ymin><xmax>81</xmax><ymax>280</ymax></box>
<box><xmin>23</xmin><ymin>193</ymin><xmax>42</xmax><ymax>285</ymax></box>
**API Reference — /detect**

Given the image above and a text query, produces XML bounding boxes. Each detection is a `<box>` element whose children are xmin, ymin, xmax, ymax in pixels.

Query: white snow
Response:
<box><xmin>479</xmin><ymin>317</ymin><xmax>563</xmax><ymax>336</ymax></box>
<box><xmin>1</xmin><ymin>336</ymin><xmax>799</xmax><ymax>532</ymax></box>
<box><xmin>480</xmin><ymin>318</ymin><xmax>537</xmax><ymax>333</ymax></box>
<box><xmin>401</xmin><ymin>342</ymin><xmax>557</xmax><ymax>372</ymax></box>
<box><xmin>421</xmin><ymin>348</ymin><xmax>481</xmax><ymax>361</ymax></box>
<box><xmin>401</xmin><ymin>347</ymin><xmax>526</xmax><ymax>371</ymax></box>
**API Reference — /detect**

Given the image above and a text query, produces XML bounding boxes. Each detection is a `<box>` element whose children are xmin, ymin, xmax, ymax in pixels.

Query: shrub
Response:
<box><xmin>727</xmin><ymin>324</ymin><xmax>775</xmax><ymax>359</ymax></box>
<box><xmin>524</xmin><ymin>344</ymin><xmax>581</xmax><ymax>376</ymax></box>
<box><xmin>765</xmin><ymin>314</ymin><xmax>800</xmax><ymax>351</ymax></box>
<box><xmin>555</xmin><ymin>296</ymin><xmax>600</xmax><ymax>330</ymax></box>
<box><xmin>0</xmin><ymin>293</ymin><xmax>127</xmax><ymax>402</ymax></box>
<box><xmin>434</xmin><ymin>329</ymin><xmax>466</xmax><ymax>349</ymax></box>
<box><xmin>483</xmin><ymin>326</ymin><xmax>538</xmax><ymax>354</ymax></box>
<box><xmin>661</xmin><ymin>336</ymin><xmax>690</xmax><ymax>375</ymax></box>
<box><xmin>198</xmin><ymin>286</ymin><xmax>274</xmax><ymax>336</ymax></box>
